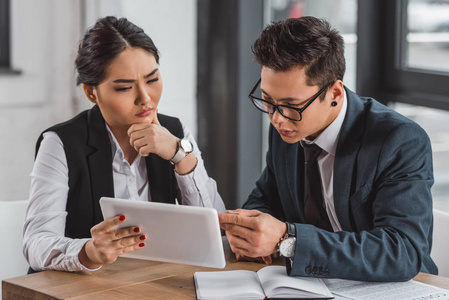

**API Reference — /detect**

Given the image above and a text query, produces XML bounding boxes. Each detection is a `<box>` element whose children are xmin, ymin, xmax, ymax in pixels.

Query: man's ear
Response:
<box><xmin>330</xmin><ymin>80</ymin><xmax>344</xmax><ymax>103</ymax></box>
<box><xmin>83</xmin><ymin>84</ymin><xmax>97</xmax><ymax>104</ymax></box>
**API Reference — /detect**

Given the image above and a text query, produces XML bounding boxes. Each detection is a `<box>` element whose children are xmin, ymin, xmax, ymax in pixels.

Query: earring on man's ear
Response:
<box><xmin>331</xmin><ymin>101</ymin><xmax>338</xmax><ymax>107</ymax></box>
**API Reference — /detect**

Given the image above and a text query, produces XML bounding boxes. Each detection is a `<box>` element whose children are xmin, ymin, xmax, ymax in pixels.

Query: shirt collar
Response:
<box><xmin>105</xmin><ymin>124</ymin><xmax>122</xmax><ymax>160</ymax></box>
<box><xmin>105</xmin><ymin>123</ymin><xmax>144</xmax><ymax>171</ymax></box>
<box><xmin>302</xmin><ymin>89</ymin><xmax>348</xmax><ymax>156</ymax></box>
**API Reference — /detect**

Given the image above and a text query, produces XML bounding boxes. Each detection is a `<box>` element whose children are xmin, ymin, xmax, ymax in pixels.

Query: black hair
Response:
<box><xmin>252</xmin><ymin>16</ymin><xmax>345</xmax><ymax>90</ymax></box>
<box><xmin>75</xmin><ymin>16</ymin><xmax>159</xmax><ymax>86</ymax></box>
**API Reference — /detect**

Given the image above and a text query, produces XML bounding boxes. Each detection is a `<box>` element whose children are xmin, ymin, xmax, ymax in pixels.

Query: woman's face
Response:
<box><xmin>87</xmin><ymin>47</ymin><xmax>163</xmax><ymax>132</ymax></box>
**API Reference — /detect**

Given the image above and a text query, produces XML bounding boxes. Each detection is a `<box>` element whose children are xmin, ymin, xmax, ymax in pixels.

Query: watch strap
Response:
<box><xmin>170</xmin><ymin>139</ymin><xmax>194</xmax><ymax>165</ymax></box>
<box><xmin>285</xmin><ymin>222</ymin><xmax>296</xmax><ymax>238</ymax></box>
<box><xmin>170</xmin><ymin>140</ymin><xmax>185</xmax><ymax>164</ymax></box>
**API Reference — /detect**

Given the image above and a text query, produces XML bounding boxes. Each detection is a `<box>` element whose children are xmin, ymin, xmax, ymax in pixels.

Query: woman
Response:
<box><xmin>23</xmin><ymin>16</ymin><xmax>225</xmax><ymax>272</ymax></box>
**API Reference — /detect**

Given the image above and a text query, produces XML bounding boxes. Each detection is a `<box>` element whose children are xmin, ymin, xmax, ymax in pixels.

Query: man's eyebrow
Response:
<box><xmin>261</xmin><ymin>89</ymin><xmax>305</xmax><ymax>104</ymax></box>
<box><xmin>112</xmin><ymin>68</ymin><xmax>159</xmax><ymax>83</ymax></box>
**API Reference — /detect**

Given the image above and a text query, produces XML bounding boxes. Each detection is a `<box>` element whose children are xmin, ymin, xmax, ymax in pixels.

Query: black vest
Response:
<box><xmin>35</xmin><ymin>105</ymin><xmax>184</xmax><ymax>239</ymax></box>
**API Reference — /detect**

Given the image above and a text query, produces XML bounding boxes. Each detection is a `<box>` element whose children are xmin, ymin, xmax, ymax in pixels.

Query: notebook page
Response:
<box><xmin>257</xmin><ymin>265</ymin><xmax>331</xmax><ymax>298</ymax></box>
<box><xmin>194</xmin><ymin>270</ymin><xmax>265</xmax><ymax>299</ymax></box>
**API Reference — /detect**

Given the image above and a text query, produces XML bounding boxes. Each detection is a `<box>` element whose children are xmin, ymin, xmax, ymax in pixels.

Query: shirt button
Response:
<box><xmin>305</xmin><ymin>266</ymin><xmax>313</xmax><ymax>274</ymax></box>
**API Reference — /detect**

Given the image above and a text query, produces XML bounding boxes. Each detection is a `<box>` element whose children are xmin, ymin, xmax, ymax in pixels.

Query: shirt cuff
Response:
<box><xmin>174</xmin><ymin>159</ymin><xmax>209</xmax><ymax>195</ymax></box>
<box><xmin>67</xmin><ymin>239</ymin><xmax>102</xmax><ymax>272</ymax></box>
<box><xmin>174</xmin><ymin>159</ymin><xmax>215</xmax><ymax>209</ymax></box>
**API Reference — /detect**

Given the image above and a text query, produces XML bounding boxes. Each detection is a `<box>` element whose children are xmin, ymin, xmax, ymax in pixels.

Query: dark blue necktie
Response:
<box><xmin>303</xmin><ymin>143</ymin><xmax>333</xmax><ymax>231</ymax></box>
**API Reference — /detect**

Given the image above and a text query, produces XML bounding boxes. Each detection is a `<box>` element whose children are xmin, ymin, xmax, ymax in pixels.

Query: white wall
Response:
<box><xmin>0</xmin><ymin>0</ymin><xmax>81</xmax><ymax>201</ymax></box>
<box><xmin>0</xmin><ymin>0</ymin><xmax>197</xmax><ymax>201</ymax></box>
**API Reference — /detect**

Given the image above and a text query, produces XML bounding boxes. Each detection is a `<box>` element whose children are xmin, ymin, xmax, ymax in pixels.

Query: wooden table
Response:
<box><xmin>3</xmin><ymin>240</ymin><xmax>449</xmax><ymax>299</ymax></box>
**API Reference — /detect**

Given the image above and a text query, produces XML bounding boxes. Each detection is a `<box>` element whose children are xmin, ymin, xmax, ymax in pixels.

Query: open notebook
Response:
<box><xmin>194</xmin><ymin>265</ymin><xmax>333</xmax><ymax>299</ymax></box>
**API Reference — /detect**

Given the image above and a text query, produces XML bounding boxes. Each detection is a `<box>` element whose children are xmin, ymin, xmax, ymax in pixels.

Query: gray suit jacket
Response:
<box><xmin>243</xmin><ymin>87</ymin><xmax>437</xmax><ymax>281</ymax></box>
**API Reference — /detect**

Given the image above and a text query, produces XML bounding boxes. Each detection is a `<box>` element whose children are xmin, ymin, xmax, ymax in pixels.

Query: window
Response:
<box><xmin>404</xmin><ymin>0</ymin><xmax>449</xmax><ymax>73</ymax></box>
<box><xmin>0</xmin><ymin>0</ymin><xmax>10</xmax><ymax>69</ymax></box>
<box><xmin>382</xmin><ymin>0</ymin><xmax>449</xmax><ymax>110</ymax></box>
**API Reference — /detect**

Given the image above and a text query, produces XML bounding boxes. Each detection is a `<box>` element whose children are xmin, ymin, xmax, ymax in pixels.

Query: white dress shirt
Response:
<box><xmin>23</xmin><ymin>122</ymin><xmax>225</xmax><ymax>272</ymax></box>
<box><xmin>301</xmin><ymin>91</ymin><xmax>348</xmax><ymax>232</ymax></box>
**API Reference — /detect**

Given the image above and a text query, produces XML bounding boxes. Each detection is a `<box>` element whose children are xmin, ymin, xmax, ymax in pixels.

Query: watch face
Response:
<box><xmin>280</xmin><ymin>237</ymin><xmax>296</xmax><ymax>258</ymax></box>
<box><xmin>181</xmin><ymin>139</ymin><xmax>193</xmax><ymax>152</ymax></box>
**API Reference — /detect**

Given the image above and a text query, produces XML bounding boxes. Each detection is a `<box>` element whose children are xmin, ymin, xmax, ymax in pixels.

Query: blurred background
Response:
<box><xmin>0</xmin><ymin>0</ymin><xmax>448</xmax><ymax>212</ymax></box>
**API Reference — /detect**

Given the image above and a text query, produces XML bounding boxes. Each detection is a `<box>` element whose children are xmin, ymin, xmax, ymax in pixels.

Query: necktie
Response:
<box><xmin>302</xmin><ymin>143</ymin><xmax>333</xmax><ymax>231</ymax></box>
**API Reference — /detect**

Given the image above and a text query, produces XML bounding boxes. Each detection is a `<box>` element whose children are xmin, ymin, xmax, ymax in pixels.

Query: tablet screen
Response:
<box><xmin>99</xmin><ymin>197</ymin><xmax>226</xmax><ymax>268</ymax></box>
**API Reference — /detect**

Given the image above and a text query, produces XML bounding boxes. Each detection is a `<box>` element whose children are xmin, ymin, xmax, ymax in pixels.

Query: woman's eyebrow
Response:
<box><xmin>112</xmin><ymin>68</ymin><xmax>159</xmax><ymax>83</ymax></box>
<box><xmin>144</xmin><ymin>68</ymin><xmax>159</xmax><ymax>79</ymax></box>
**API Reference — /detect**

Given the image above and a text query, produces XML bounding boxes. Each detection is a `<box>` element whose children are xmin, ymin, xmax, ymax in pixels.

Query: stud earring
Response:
<box><xmin>331</xmin><ymin>101</ymin><xmax>337</xmax><ymax>107</ymax></box>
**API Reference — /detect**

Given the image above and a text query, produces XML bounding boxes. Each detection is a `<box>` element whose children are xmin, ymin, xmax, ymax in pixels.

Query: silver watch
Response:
<box><xmin>279</xmin><ymin>237</ymin><xmax>296</xmax><ymax>258</ymax></box>
<box><xmin>280</xmin><ymin>222</ymin><xmax>297</xmax><ymax>258</ymax></box>
<box><xmin>170</xmin><ymin>139</ymin><xmax>193</xmax><ymax>164</ymax></box>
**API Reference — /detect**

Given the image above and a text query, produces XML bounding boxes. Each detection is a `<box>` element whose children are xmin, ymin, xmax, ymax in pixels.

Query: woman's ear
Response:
<box><xmin>83</xmin><ymin>84</ymin><xmax>97</xmax><ymax>103</ymax></box>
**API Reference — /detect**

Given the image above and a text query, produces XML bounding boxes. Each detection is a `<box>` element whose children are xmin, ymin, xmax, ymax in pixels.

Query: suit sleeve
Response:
<box><xmin>289</xmin><ymin>122</ymin><xmax>435</xmax><ymax>281</ymax></box>
<box><xmin>243</xmin><ymin>125</ymin><xmax>285</xmax><ymax>220</ymax></box>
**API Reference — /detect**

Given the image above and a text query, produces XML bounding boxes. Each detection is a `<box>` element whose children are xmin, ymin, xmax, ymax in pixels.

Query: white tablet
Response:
<box><xmin>99</xmin><ymin>197</ymin><xmax>226</xmax><ymax>269</ymax></box>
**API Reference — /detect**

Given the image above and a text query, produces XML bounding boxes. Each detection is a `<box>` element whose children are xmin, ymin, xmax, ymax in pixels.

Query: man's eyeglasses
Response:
<box><xmin>248</xmin><ymin>78</ymin><xmax>335</xmax><ymax>122</ymax></box>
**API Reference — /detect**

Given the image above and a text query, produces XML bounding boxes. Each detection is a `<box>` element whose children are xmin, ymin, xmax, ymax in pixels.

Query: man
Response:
<box><xmin>219</xmin><ymin>16</ymin><xmax>437</xmax><ymax>282</ymax></box>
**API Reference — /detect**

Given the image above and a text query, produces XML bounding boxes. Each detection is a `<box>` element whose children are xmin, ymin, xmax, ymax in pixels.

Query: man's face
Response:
<box><xmin>260</xmin><ymin>66</ymin><xmax>341</xmax><ymax>143</ymax></box>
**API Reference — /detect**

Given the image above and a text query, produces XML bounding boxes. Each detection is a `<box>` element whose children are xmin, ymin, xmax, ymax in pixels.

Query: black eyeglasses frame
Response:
<box><xmin>248</xmin><ymin>78</ymin><xmax>335</xmax><ymax>122</ymax></box>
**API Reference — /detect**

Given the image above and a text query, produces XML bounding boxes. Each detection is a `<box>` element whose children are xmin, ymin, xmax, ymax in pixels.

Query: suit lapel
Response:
<box><xmin>146</xmin><ymin>154</ymin><xmax>176</xmax><ymax>204</ymax></box>
<box><xmin>333</xmin><ymin>88</ymin><xmax>365</xmax><ymax>231</ymax></box>
<box><xmin>87</xmin><ymin>105</ymin><xmax>114</xmax><ymax>223</ymax></box>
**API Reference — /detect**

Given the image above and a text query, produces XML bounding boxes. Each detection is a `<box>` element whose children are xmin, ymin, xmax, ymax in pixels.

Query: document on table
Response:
<box><xmin>323</xmin><ymin>278</ymin><xmax>449</xmax><ymax>300</ymax></box>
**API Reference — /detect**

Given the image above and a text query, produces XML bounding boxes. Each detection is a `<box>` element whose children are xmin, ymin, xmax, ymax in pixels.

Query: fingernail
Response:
<box><xmin>119</xmin><ymin>215</ymin><xmax>126</xmax><ymax>221</ymax></box>
<box><xmin>139</xmin><ymin>243</ymin><xmax>145</xmax><ymax>247</ymax></box>
<box><xmin>134</xmin><ymin>227</ymin><xmax>140</xmax><ymax>233</ymax></box>
<box><xmin>139</xmin><ymin>235</ymin><xmax>146</xmax><ymax>240</ymax></box>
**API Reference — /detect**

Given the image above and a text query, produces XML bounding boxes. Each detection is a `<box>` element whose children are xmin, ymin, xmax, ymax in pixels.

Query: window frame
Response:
<box><xmin>0</xmin><ymin>0</ymin><xmax>11</xmax><ymax>70</ymax></box>
<box><xmin>357</xmin><ymin>0</ymin><xmax>449</xmax><ymax>111</ymax></box>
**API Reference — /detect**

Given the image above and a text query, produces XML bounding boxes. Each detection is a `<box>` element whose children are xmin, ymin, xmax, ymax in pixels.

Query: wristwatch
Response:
<box><xmin>279</xmin><ymin>222</ymin><xmax>296</xmax><ymax>258</ymax></box>
<box><xmin>170</xmin><ymin>139</ymin><xmax>193</xmax><ymax>164</ymax></box>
